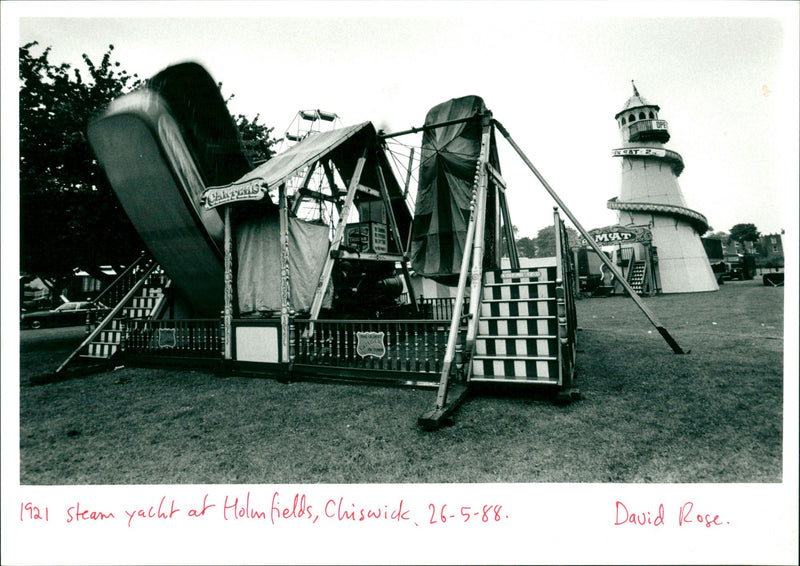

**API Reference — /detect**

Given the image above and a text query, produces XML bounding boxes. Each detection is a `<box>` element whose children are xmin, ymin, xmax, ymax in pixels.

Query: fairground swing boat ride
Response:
<box><xmin>59</xmin><ymin>63</ymin><xmax>687</xmax><ymax>429</ymax></box>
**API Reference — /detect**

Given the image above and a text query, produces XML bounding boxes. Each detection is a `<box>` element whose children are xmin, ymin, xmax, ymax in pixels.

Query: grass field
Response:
<box><xmin>18</xmin><ymin>278</ymin><xmax>784</xmax><ymax>484</ymax></box>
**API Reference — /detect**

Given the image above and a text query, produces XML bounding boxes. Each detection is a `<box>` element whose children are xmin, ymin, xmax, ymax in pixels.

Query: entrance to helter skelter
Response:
<box><xmin>573</xmin><ymin>224</ymin><xmax>660</xmax><ymax>297</ymax></box>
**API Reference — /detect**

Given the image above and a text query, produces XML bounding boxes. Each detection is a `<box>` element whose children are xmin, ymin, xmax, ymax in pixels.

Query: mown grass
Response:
<box><xmin>19</xmin><ymin>279</ymin><xmax>783</xmax><ymax>484</ymax></box>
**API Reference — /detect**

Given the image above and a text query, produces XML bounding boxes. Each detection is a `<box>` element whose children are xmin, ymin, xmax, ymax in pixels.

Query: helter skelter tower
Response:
<box><xmin>610</xmin><ymin>82</ymin><xmax>718</xmax><ymax>293</ymax></box>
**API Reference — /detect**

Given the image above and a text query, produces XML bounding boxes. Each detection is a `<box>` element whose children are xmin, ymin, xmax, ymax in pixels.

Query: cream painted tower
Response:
<box><xmin>610</xmin><ymin>82</ymin><xmax>718</xmax><ymax>293</ymax></box>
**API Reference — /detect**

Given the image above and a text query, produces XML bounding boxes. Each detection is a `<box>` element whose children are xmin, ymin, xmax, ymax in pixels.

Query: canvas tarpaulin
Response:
<box><xmin>228</xmin><ymin>121</ymin><xmax>412</xmax><ymax>244</ymax></box>
<box><xmin>236</xmin><ymin>207</ymin><xmax>331</xmax><ymax>315</ymax></box>
<box><xmin>409</xmin><ymin>95</ymin><xmax>498</xmax><ymax>285</ymax></box>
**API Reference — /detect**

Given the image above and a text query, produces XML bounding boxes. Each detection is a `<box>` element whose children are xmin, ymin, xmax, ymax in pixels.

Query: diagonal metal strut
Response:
<box><xmin>493</xmin><ymin>118</ymin><xmax>687</xmax><ymax>354</ymax></box>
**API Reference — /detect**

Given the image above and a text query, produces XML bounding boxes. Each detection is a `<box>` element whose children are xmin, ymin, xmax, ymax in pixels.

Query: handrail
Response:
<box><xmin>55</xmin><ymin>260</ymin><xmax>160</xmax><ymax>374</ymax></box>
<box><xmin>624</xmin><ymin>248</ymin><xmax>637</xmax><ymax>283</ymax></box>
<box><xmin>91</xmin><ymin>251</ymin><xmax>151</xmax><ymax>307</ymax></box>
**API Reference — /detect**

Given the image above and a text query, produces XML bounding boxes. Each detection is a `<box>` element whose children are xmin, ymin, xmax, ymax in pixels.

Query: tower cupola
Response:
<box><xmin>615</xmin><ymin>81</ymin><xmax>669</xmax><ymax>144</ymax></box>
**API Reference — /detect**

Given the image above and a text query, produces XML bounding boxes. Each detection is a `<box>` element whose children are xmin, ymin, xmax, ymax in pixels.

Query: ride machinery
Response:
<box><xmin>60</xmin><ymin>64</ymin><xmax>686</xmax><ymax>427</ymax></box>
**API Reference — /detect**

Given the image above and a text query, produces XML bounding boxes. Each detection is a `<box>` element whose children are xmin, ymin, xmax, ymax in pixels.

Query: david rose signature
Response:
<box><xmin>615</xmin><ymin>501</ymin><xmax>728</xmax><ymax>528</ymax></box>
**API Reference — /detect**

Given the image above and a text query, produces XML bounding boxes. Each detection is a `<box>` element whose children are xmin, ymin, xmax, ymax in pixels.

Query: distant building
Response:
<box><xmin>758</xmin><ymin>233</ymin><xmax>784</xmax><ymax>266</ymax></box>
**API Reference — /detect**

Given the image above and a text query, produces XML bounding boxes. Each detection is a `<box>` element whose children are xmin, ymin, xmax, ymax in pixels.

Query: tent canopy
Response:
<box><xmin>219</xmin><ymin>121</ymin><xmax>412</xmax><ymax>242</ymax></box>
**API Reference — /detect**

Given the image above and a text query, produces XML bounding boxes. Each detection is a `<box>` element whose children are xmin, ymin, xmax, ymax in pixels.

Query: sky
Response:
<box><xmin>8</xmin><ymin>1</ymin><xmax>799</xmax><ymax>239</ymax></box>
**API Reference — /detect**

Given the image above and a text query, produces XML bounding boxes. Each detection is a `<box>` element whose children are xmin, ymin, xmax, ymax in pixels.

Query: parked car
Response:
<box><xmin>21</xmin><ymin>301</ymin><xmax>105</xmax><ymax>329</ymax></box>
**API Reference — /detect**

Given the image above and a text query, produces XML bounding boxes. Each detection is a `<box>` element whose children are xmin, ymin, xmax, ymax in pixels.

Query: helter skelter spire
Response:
<box><xmin>632</xmin><ymin>79</ymin><xmax>640</xmax><ymax>97</ymax></box>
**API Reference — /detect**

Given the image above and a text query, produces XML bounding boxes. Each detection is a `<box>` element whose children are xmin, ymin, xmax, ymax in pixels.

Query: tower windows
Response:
<box><xmin>639</xmin><ymin>112</ymin><xmax>646</xmax><ymax>120</ymax></box>
<box><xmin>621</xmin><ymin>117</ymin><xmax>626</xmax><ymax>125</ymax></box>
<box><xmin>649</xmin><ymin>111</ymin><xmax>655</xmax><ymax>119</ymax></box>
<box><xmin>629</xmin><ymin>114</ymin><xmax>635</xmax><ymax>122</ymax></box>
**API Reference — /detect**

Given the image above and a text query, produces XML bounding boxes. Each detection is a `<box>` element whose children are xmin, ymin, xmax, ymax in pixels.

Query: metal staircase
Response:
<box><xmin>81</xmin><ymin>283</ymin><xmax>166</xmax><ymax>361</ymax></box>
<box><xmin>628</xmin><ymin>260</ymin><xmax>648</xmax><ymax>295</ymax></box>
<box><xmin>472</xmin><ymin>267</ymin><xmax>560</xmax><ymax>383</ymax></box>
<box><xmin>55</xmin><ymin>253</ymin><xmax>169</xmax><ymax>375</ymax></box>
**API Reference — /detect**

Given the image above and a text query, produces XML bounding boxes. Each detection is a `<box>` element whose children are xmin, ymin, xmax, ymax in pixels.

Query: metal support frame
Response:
<box><xmin>279</xmin><ymin>183</ymin><xmax>291</xmax><ymax>362</ymax></box>
<box><xmin>379</xmin><ymin>115</ymin><xmax>476</xmax><ymax>140</ymax></box>
<box><xmin>419</xmin><ymin>114</ymin><xmax>493</xmax><ymax>429</ymax></box>
<box><xmin>493</xmin><ymin>118</ymin><xmax>687</xmax><ymax>354</ymax></box>
<box><xmin>308</xmin><ymin>150</ymin><xmax>368</xmax><ymax>322</ymax></box>
<box><xmin>499</xmin><ymin>189</ymin><xmax>520</xmax><ymax>270</ymax></box>
<box><xmin>553</xmin><ymin>208</ymin><xmax>570</xmax><ymax>389</ymax></box>
<box><xmin>373</xmin><ymin>156</ymin><xmax>419</xmax><ymax>314</ymax></box>
<box><xmin>223</xmin><ymin>205</ymin><xmax>233</xmax><ymax>360</ymax></box>
<box><xmin>464</xmin><ymin>116</ymin><xmax>494</xmax><ymax>351</ymax></box>
<box><xmin>291</xmin><ymin>161</ymin><xmax>319</xmax><ymax>215</ymax></box>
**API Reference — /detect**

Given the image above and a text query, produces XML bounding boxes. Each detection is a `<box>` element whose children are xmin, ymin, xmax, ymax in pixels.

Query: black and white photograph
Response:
<box><xmin>2</xmin><ymin>1</ymin><xmax>797</xmax><ymax>564</ymax></box>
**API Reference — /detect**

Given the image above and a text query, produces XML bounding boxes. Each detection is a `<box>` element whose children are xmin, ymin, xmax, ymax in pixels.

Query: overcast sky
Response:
<box><xmin>9</xmin><ymin>2</ymin><xmax>798</xmax><ymax>239</ymax></box>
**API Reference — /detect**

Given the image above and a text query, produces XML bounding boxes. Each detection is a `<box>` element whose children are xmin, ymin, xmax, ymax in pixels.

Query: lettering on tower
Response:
<box><xmin>612</xmin><ymin>148</ymin><xmax>667</xmax><ymax>158</ymax></box>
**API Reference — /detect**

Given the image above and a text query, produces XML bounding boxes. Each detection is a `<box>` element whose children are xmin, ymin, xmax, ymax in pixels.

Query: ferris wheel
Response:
<box><xmin>276</xmin><ymin>109</ymin><xmax>344</xmax><ymax>225</ymax></box>
<box><xmin>279</xmin><ymin>109</ymin><xmax>341</xmax><ymax>150</ymax></box>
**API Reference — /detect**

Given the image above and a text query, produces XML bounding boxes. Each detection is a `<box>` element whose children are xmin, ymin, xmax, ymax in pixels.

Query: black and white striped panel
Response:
<box><xmin>130</xmin><ymin>296</ymin><xmax>157</xmax><ymax>309</ymax></box>
<box><xmin>86</xmin><ymin>343</ymin><xmax>118</xmax><ymax>359</ymax></box>
<box><xmin>96</xmin><ymin>329</ymin><xmax>121</xmax><ymax>344</ymax></box>
<box><xmin>471</xmin><ymin>356</ymin><xmax>560</xmax><ymax>383</ymax></box>
<box><xmin>483</xmin><ymin>282</ymin><xmax>556</xmax><ymax>301</ymax></box>
<box><xmin>123</xmin><ymin>307</ymin><xmax>151</xmax><ymax>318</ymax></box>
<box><xmin>481</xmin><ymin>299</ymin><xmax>556</xmax><ymax>317</ymax></box>
<box><xmin>478</xmin><ymin>317</ymin><xmax>558</xmax><ymax>337</ymax></box>
<box><xmin>476</xmin><ymin>336</ymin><xmax>555</xmax><ymax>357</ymax></box>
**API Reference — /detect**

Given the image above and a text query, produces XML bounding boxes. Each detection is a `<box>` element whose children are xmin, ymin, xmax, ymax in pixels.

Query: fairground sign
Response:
<box><xmin>612</xmin><ymin>147</ymin><xmax>667</xmax><ymax>158</ymax></box>
<box><xmin>578</xmin><ymin>225</ymin><xmax>653</xmax><ymax>247</ymax></box>
<box><xmin>202</xmin><ymin>178</ymin><xmax>267</xmax><ymax>209</ymax></box>
<box><xmin>356</xmin><ymin>331</ymin><xmax>386</xmax><ymax>358</ymax></box>
<box><xmin>500</xmin><ymin>270</ymin><xmax>541</xmax><ymax>280</ymax></box>
<box><xmin>157</xmin><ymin>328</ymin><xmax>177</xmax><ymax>349</ymax></box>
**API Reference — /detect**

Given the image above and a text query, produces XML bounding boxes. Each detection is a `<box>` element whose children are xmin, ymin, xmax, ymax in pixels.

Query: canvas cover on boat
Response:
<box><xmin>236</xmin><ymin>208</ymin><xmax>332</xmax><ymax>314</ymax></box>
<box><xmin>409</xmin><ymin>95</ymin><xmax>498</xmax><ymax>285</ymax></box>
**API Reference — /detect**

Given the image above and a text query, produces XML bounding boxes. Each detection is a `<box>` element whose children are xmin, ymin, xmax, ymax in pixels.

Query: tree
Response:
<box><xmin>530</xmin><ymin>224</ymin><xmax>580</xmax><ymax>257</ymax></box>
<box><xmin>233</xmin><ymin>112</ymin><xmax>279</xmax><ymax>165</ymax></box>
<box><xmin>729</xmin><ymin>223</ymin><xmax>760</xmax><ymax>245</ymax></box>
<box><xmin>516</xmin><ymin>236</ymin><xmax>537</xmax><ymax>258</ymax></box>
<box><xmin>19</xmin><ymin>42</ymin><xmax>144</xmax><ymax>295</ymax></box>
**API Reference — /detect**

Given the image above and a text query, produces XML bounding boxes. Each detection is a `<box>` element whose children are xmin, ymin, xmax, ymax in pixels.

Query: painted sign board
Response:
<box><xmin>158</xmin><ymin>328</ymin><xmax>177</xmax><ymax>349</ymax></box>
<box><xmin>356</xmin><ymin>331</ymin><xmax>386</xmax><ymax>358</ymax></box>
<box><xmin>203</xmin><ymin>178</ymin><xmax>267</xmax><ymax>209</ymax></box>
<box><xmin>579</xmin><ymin>225</ymin><xmax>653</xmax><ymax>247</ymax></box>
<box><xmin>500</xmin><ymin>270</ymin><xmax>541</xmax><ymax>280</ymax></box>
<box><xmin>612</xmin><ymin>147</ymin><xmax>667</xmax><ymax>158</ymax></box>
